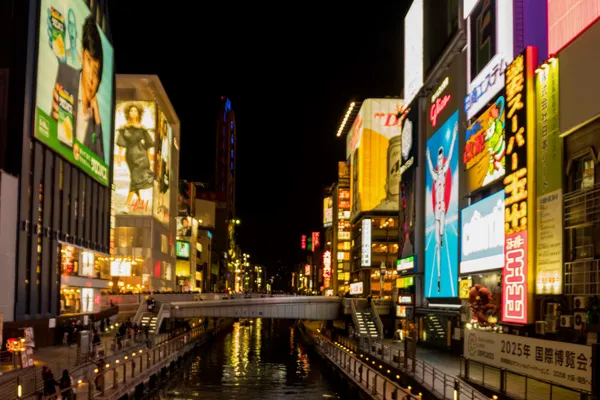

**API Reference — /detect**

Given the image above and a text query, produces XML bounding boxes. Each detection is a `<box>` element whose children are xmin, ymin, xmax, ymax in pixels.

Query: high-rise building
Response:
<box><xmin>0</xmin><ymin>0</ymin><xmax>115</xmax><ymax>345</ymax></box>
<box><xmin>214</xmin><ymin>97</ymin><xmax>238</xmax><ymax>290</ymax></box>
<box><xmin>215</xmin><ymin>96</ymin><xmax>236</xmax><ymax>217</ymax></box>
<box><xmin>111</xmin><ymin>75</ymin><xmax>180</xmax><ymax>292</ymax></box>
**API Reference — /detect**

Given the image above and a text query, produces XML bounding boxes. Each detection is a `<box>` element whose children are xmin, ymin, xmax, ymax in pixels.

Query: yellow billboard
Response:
<box><xmin>346</xmin><ymin>99</ymin><xmax>404</xmax><ymax>219</ymax></box>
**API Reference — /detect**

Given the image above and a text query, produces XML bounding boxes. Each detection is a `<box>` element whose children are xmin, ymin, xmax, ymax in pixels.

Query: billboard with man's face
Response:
<box><xmin>346</xmin><ymin>99</ymin><xmax>404</xmax><ymax>220</ymax></box>
<box><xmin>35</xmin><ymin>0</ymin><xmax>114</xmax><ymax>186</ymax></box>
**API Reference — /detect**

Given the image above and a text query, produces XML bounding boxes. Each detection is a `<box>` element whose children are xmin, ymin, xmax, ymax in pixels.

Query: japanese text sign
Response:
<box><xmin>465</xmin><ymin>330</ymin><xmax>592</xmax><ymax>392</ymax></box>
<box><xmin>502</xmin><ymin>47</ymin><xmax>537</xmax><ymax>324</ymax></box>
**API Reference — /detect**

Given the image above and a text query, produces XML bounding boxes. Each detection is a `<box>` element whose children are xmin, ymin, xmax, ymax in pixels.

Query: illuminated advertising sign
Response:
<box><xmin>361</xmin><ymin>219</ymin><xmax>372</xmax><ymax>267</ymax></box>
<box><xmin>176</xmin><ymin>241</ymin><xmax>190</xmax><ymax>259</ymax></box>
<box><xmin>304</xmin><ymin>264</ymin><xmax>311</xmax><ymax>276</ymax></box>
<box><xmin>323</xmin><ymin>251</ymin><xmax>331</xmax><ymax>288</ymax></box>
<box><xmin>465</xmin><ymin>0</ymin><xmax>514</xmax><ymax>119</ymax></box>
<box><xmin>536</xmin><ymin>58</ymin><xmax>563</xmax><ymax>295</ymax></box>
<box><xmin>110</xmin><ymin>259</ymin><xmax>131</xmax><ymax>277</ymax></box>
<box><xmin>153</xmin><ymin>111</ymin><xmax>172</xmax><ymax>226</ymax></box>
<box><xmin>427</xmin><ymin>52</ymin><xmax>466</xmax><ymax>138</ymax></box>
<box><xmin>464</xmin><ymin>95</ymin><xmax>506</xmax><ymax>192</ymax></box>
<box><xmin>338</xmin><ymin>188</ymin><xmax>350</xmax><ymax>220</ymax></box>
<box><xmin>425</xmin><ymin>110</ymin><xmax>459</xmax><ymax>298</ymax></box>
<box><xmin>350</xmin><ymin>282</ymin><xmax>363</xmax><ymax>295</ymax></box>
<box><xmin>404</xmin><ymin>0</ymin><xmax>424</xmax><ymax>106</ymax></box>
<box><xmin>338</xmin><ymin>161</ymin><xmax>350</xmax><ymax>187</ymax></box>
<box><xmin>465</xmin><ymin>330</ymin><xmax>592</xmax><ymax>392</ymax></box>
<box><xmin>176</xmin><ymin>216</ymin><xmax>192</xmax><ymax>237</ymax></box>
<box><xmin>347</xmin><ymin>99</ymin><xmax>404</xmax><ymax>220</ymax></box>
<box><xmin>398</xmin><ymin>295</ymin><xmax>413</xmax><ymax>305</ymax></box>
<box><xmin>399</xmin><ymin>101</ymin><xmax>419</xmax><ymax>264</ymax></box>
<box><xmin>396</xmin><ymin>256</ymin><xmax>415</xmax><ymax>272</ymax></box>
<box><xmin>502</xmin><ymin>47</ymin><xmax>537</xmax><ymax>325</ymax></box>
<box><xmin>460</xmin><ymin>191</ymin><xmax>505</xmax><ymax>273</ymax></box>
<box><xmin>35</xmin><ymin>0</ymin><xmax>114</xmax><ymax>186</ymax></box>
<box><xmin>312</xmin><ymin>232</ymin><xmax>320</xmax><ymax>251</ymax></box>
<box><xmin>400</xmin><ymin>101</ymin><xmax>418</xmax><ymax>176</ymax></box>
<box><xmin>113</xmin><ymin>101</ymin><xmax>156</xmax><ymax>215</ymax></box>
<box><xmin>323</xmin><ymin>197</ymin><xmax>333</xmax><ymax>228</ymax></box>
<box><xmin>301</xmin><ymin>235</ymin><xmax>306</xmax><ymax>250</ymax></box>
<box><xmin>549</xmin><ymin>0</ymin><xmax>600</xmax><ymax>54</ymax></box>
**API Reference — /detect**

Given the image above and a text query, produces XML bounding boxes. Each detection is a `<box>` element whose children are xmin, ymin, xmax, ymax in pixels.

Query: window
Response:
<box><xmin>161</xmin><ymin>234</ymin><xmax>168</xmax><ymax>254</ymax></box>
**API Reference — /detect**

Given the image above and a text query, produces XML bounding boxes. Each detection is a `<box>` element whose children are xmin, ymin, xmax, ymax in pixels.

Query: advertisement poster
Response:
<box><xmin>399</xmin><ymin>102</ymin><xmax>418</xmax><ymax>262</ymax></box>
<box><xmin>536</xmin><ymin>59</ymin><xmax>563</xmax><ymax>295</ymax></box>
<box><xmin>425</xmin><ymin>110</ymin><xmax>459</xmax><ymax>298</ymax></box>
<box><xmin>463</xmin><ymin>96</ymin><xmax>506</xmax><ymax>193</ymax></box>
<box><xmin>346</xmin><ymin>99</ymin><xmax>404</xmax><ymax>220</ymax></box>
<box><xmin>177</xmin><ymin>216</ymin><xmax>192</xmax><ymax>237</ymax></box>
<box><xmin>35</xmin><ymin>0</ymin><xmax>114</xmax><ymax>185</ymax></box>
<box><xmin>461</xmin><ymin>191</ymin><xmax>505</xmax><ymax>273</ymax></box>
<box><xmin>361</xmin><ymin>219</ymin><xmax>372</xmax><ymax>267</ymax></box>
<box><xmin>323</xmin><ymin>197</ymin><xmax>333</xmax><ymax>227</ymax></box>
<box><xmin>465</xmin><ymin>0</ymin><xmax>514</xmax><ymax>119</ymax></box>
<box><xmin>153</xmin><ymin>111</ymin><xmax>171</xmax><ymax>226</ymax></box>
<box><xmin>465</xmin><ymin>330</ymin><xmax>592</xmax><ymax>392</ymax></box>
<box><xmin>178</xmin><ymin>181</ymin><xmax>195</xmax><ymax>216</ymax></box>
<box><xmin>113</xmin><ymin>101</ymin><xmax>156</xmax><ymax>215</ymax></box>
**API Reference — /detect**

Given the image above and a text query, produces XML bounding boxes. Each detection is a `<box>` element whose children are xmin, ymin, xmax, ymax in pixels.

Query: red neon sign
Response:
<box><xmin>430</xmin><ymin>94</ymin><xmax>451</xmax><ymax>127</ymax></box>
<box><xmin>312</xmin><ymin>232</ymin><xmax>320</xmax><ymax>251</ymax></box>
<box><xmin>301</xmin><ymin>235</ymin><xmax>306</xmax><ymax>250</ymax></box>
<box><xmin>502</xmin><ymin>231</ymin><xmax>528</xmax><ymax>324</ymax></box>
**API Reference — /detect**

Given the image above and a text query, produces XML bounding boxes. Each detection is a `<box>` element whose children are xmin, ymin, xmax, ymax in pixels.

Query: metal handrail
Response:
<box><xmin>360</xmin><ymin>338</ymin><xmax>489</xmax><ymax>400</ymax></box>
<box><xmin>132</xmin><ymin>303</ymin><xmax>147</xmax><ymax>325</ymax></box>
<box><xmin>369</xmin><ymin>302</ymin><xmax>385</xmax><ymax>339</ymax></box>
<box><xmin>153</xmin><ymin>303</ymin><xmax>172</xmax><ymax>335</ymax></box>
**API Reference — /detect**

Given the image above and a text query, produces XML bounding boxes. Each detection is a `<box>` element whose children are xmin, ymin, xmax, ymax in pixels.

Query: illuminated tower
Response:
<box><xmin>214</xmin><ymin>97</ymin><xmax>237</xmax><ymax>268</ymax></box>
<box><xmin>215</xmin><ymin>97</ymin><xmax>236</xmax><ymax>218</ymax></box>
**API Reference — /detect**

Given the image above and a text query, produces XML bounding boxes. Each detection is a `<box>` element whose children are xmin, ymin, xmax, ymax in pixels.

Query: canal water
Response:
<box><xmin>163</xmin><ymin>319</ymin><xmax>358</xmax><ymax>400</ymax></box>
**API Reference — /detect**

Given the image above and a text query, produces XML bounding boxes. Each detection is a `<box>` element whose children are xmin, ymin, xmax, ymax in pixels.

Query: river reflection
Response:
<box><xmin>164</xmin><ymin>319</ymin><xmax>356</xmax><ymax>400</ymax></box>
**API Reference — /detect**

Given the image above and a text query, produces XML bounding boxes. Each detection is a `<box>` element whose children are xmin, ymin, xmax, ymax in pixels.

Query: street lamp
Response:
<box><xmin>235</xmin><ymin>219</ymin><xmax>241</xmax><ymax>225</ymax></box>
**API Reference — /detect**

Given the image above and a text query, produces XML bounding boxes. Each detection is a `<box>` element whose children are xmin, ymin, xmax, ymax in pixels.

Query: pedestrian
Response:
<box><xmin>99</xmin><ymin>319</ymin><xmax>105</xmax><ymax>333</ymax></box>
<box><xmin>58</xmin><ymin>369</ymin><xmax>73</xmax><ymax>400</ymax></box>
<box><xmin>92</xmin><ymin>330</ymin><xmax>101</xmax><ymax>358</ymax></box>
<box><xmin>367</xmin><ymin>294</ymin><xmax>373</xmax><ymax>306</ymax></box>
<box><xmin>42</xmin><ymin>366</ymin><xmax>58</xmax><ymax>398</ymax></box>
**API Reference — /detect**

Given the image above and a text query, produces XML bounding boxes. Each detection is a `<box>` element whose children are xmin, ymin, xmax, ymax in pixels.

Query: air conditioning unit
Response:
<box><xmin>574</xmin><ymin>312</ymin><xmax>586</xmax><ymax>330</ymax></box>
<box><xmin>574</xmin><ymin>296</ymin><xmax>588</xmax><ymax>310</ymax></box>
<box><xmin>560</xmin><ymin>315</ymin><xmax>573</xmax><ymax>328</ymax></box>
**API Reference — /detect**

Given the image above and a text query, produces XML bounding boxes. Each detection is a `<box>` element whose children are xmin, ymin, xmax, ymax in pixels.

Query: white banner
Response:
<box><xmin>465</xmin><ymin>330</ymin><xmax>592</xmax><ymax>392</ymax></box>
<box><xmin>536</xmin><ymin>189</ymin><xmax>563</xmax><ymax>294</ymax></box>
<box><xmin>361</xmin><ymin>219</ymin><xmax>372</xmax><ymax>267</ymax></box>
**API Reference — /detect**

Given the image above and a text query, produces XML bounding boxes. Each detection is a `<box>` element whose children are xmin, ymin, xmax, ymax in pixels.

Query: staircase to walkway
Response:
<box><xmin>139</xmin><ymin>312</ymin><xmax>157</xmax><ymax>332</ymax></box>
<box><xmin>350</xmin><ymin>299</ymin><xmax>383</xmax><ymax>339</ymax></box>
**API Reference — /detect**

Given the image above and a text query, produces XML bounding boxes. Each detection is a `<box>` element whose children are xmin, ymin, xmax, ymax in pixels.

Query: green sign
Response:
<box><xmin>536</xmin><ymin>59</ymin><xmax>562</xmax><ymax>195</ymax></box>
<box><xmin>35</xmin><ymin>0</ymin><xmax>114</xmax><ymax>186</ymax></box>
<box><xmin>176</xmin><ymin>241</ymin><xmax>190</xmax><ymax>259</ymax></box>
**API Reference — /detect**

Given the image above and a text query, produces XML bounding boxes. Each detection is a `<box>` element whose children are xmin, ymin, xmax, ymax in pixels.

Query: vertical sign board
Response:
<box><xmin>361</xmin><ymin>219</ymin><xmax>372</xmax><ymax>267</ymax></box>
<box><xmin>399</xmin><ymin>100</ymin><xmax>419</xmax><ymax>262</ymax></box>
<box><xmin>502</xmin><ymin>47</ymin><xmax>537</xmax><ymax>325</ymax></box>
<box><xmin>535</xmin><ymin>59</ymin><xmax>563</xmax><ymax>295</ymax></box>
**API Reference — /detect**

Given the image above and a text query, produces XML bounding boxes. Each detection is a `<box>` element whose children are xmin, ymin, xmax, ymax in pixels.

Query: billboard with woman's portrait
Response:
<box><xmin>113</xmin><ymin>101</ymin><xmax>156</xmax><ymax>215</ymax></box>
<box><xmin>34</xmin><ymin>0</ymin><xmax>114</xmax><ymax>186</ymax></box>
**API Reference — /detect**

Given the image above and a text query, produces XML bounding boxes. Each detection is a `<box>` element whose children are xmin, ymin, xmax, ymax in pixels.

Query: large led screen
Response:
<box><xmin>463</xmin><ymin>95</ymin><xmax>506</xmax><ymax>193</ymax></box>
<box><xmin>113</xmin><ymin>101</ymin><xmax>156</xmax><ymax>215</ymax></box>
<box><xmin>425</xmin><ymin>110</ymin><xmax>459</xmax><ymax>298</ymax></box>
<box><xmin>460</xmin><ymin>190</ymin><xmax>505</xmax><ymax>273</ymax></box>
<box><xmin>35</xmin><ymin>0</ymin><xmax>114</xmax><ymax>186</ymax></box>
<box><xmin>346</xmin><ymin>99</ymin><xmax>404</xmax><ymax>220</ymax></box>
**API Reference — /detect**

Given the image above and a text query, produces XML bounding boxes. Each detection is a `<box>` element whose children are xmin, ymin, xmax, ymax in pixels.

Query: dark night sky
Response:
<box><xmin>108</xmin><ymin>2</ymin><xmax>411</xmax><ymax>270</ymax></box>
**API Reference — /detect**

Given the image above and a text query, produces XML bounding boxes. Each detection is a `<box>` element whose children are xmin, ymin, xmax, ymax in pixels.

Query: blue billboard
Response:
<box><xmin>425</xmin><ymin>110</ymin><xmax>459</xmax><ymax>298</ymax></box>
<box><xmin>460</xmin><ymin>191</ymin><xmax>505</xmax><ymax>273</ymax></box>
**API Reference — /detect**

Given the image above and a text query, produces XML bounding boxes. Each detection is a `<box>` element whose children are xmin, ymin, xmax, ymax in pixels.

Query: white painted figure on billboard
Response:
<box><xmin>426</xmin><ymin>121</ymin><xmax>458</xmax><ymax>293</ymax></box>
<box><xmin>116</xmin><ymin>103</ymin><xmax>154</xmax><ymax>209</ymax></box>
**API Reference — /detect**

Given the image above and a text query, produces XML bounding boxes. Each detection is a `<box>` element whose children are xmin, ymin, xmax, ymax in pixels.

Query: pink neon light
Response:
<box><xmin>502</xmin><ymin>231</ymin><xmax>528</xmax><ymax>324</ymax></box>
<box><xmin>548</xmin><ymin>0</ymin><xmax>600</xmax><ymax>54</ymax></box>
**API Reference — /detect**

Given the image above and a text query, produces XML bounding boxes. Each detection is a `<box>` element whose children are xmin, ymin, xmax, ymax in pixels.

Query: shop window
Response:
<box><xmin>81</xmin><ymin>288</ymin><xmax>94</xmax><ymax>313</ymax></box>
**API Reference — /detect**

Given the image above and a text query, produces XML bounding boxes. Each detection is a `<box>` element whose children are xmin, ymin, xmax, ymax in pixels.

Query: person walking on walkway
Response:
<box><xmin>58</xmin><ymin>369</ymin><xmax>74</xmax><ymax>400</ymax></box>
<box><xmin>42</xmin><ymin>366</ymin><xmax>59</xmax><ymax>399</ymax></box>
